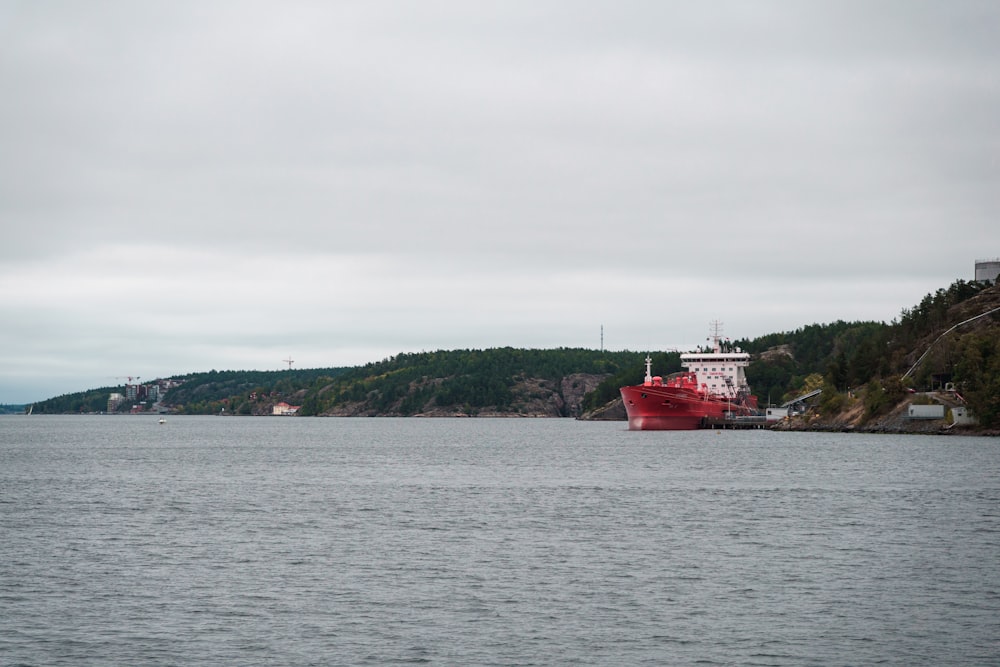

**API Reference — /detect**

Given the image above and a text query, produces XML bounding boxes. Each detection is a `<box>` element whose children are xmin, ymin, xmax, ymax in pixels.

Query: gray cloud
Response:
<box><xmin>1</xmin><ymin>1</ymin><xmax>998</xmax><ymax>403</ymax></box>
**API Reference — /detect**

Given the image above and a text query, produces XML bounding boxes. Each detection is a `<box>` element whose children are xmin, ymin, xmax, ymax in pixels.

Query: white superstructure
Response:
<box><xmin>680</xmin><ymin>323</ymin><xmax>751</xmax><ymax>398</ymax></box>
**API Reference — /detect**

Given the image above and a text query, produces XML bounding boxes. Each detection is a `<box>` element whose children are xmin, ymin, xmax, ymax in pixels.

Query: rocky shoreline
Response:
<box><xmin>581</xmin><ymin>395</ymin><xmax>998</xmax><ymax>436</ymax></box>
<box><xmin>771</xmin><ymin>417</ymin><xmax>997</xmax><ymax>436</ymax></box>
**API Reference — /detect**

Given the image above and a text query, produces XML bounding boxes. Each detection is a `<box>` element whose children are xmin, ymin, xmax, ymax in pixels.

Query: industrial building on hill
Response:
<box><xmin>975</xmin><ymin>258</ymin><xmax>1000</xmax><ymax>284</ymax></box>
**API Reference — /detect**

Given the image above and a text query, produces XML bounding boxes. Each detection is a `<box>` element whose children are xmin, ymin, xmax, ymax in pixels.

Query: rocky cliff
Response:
<box><xmin>320</xmin><ymin>373</ymin><xmax>610</xmax><ymax>418</ymax></box>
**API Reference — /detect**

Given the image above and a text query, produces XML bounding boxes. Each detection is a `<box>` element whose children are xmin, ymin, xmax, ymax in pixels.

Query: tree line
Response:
<box><xmin>744</xmin><ymin>279</ymin><xmax>998</xmax><ymax>426</ymax></box>
<box><xmin>296</xmin><ymin>348</ymin><xmax>645</xmax><ymax>416</ymax></box>
<box><xmin>26</xmin><ymin>279</ymin><xmax>999</xmax><ymax>427</ymax></box>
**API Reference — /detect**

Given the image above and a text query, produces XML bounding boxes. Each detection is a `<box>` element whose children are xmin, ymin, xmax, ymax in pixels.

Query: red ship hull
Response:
<box><xmin>621</xmin><ymin>330</ymin><xmax>758</xmax><ymax>431</ymax></box>
<box><xmin>620</xmin><ymin>383</ymin><xmax>757</xmax><ymax>431</ymax></box>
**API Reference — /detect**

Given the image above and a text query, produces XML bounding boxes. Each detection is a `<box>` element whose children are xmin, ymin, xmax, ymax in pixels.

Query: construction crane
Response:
<box><xmin>282</xmin><ymin>357</ymin><xmax>294</xmax><ymax>370</ymax></box>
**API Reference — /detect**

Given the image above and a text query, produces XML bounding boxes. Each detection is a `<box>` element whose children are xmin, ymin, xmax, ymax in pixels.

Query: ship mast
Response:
<box><xmin>709</xmin><ymin>320</ymin><xmax>724</xmax><ymax>353</ymax></box>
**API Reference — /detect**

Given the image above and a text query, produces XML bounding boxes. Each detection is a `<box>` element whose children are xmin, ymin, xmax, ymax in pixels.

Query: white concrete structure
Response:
<box><xmin>950</xmin><ymin>406</ymin><xmax>977</xmax><ymax>425</ymax></box>
<box><xmin>765</xmin><ymin>407</ymin><xmax>789</xmax><ymax>422</ymax></box>
<box><xmin>975</xmin><ymin>258</ymin><xmax>1000</xmax><ymax>284</ymax></box>
<box><xmin>908</xmin><ymin>404</ymin><xmax>945</xmax><ymax>419</ymax></box>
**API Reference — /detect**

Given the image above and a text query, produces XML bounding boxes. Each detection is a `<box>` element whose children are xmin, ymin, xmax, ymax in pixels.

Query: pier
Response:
<box><xmin>701</xmin><ymin>415</ymin><xmax>771</xmax><ymax>430</ymax></box>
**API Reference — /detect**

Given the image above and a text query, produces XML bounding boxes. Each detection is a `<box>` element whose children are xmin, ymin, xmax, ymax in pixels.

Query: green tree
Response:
<box><xmin>819</xmin><ymin>382</ymin><xmax>847</xmax><ymax>415</ymax></box>
<box><xmin>954</xmin><ymin>333</ymin><xmax>1000</xmax><ymax>428</ymax></box>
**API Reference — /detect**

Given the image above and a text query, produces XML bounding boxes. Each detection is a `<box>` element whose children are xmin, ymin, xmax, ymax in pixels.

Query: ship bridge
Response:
<box><xmin>677</xmin><ymin>321</ymin><xmax>752</xmax><ymax>398</ymax></box>
<box><xmin>680</xmin><ymin>350</ymin><xmax>751</xmax><ymax>398</ymax></box>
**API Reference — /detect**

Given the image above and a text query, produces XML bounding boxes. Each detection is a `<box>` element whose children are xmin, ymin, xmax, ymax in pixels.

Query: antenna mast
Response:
<box><xmin>709</xmin><ymin>320</ymin><xmax>724</xmax><ymax>353</ymax></box>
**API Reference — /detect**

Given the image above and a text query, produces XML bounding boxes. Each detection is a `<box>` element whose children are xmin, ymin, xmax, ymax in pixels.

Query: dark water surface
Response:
<box><xmin>2</xmin><ymin>415</ymin><xmax>998</xmax><ymax>665</ymax></box>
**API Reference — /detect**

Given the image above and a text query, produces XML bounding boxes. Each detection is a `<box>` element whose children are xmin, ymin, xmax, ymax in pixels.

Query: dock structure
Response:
<box><xmin>782</xmin><ymin>388</ymin><xmax>823</xmax><ymax>407</ymax></box>
<box><xmin>701</xmin><ymin>415</ymin><xmax>770</xmax><ymax>430</ymax></box>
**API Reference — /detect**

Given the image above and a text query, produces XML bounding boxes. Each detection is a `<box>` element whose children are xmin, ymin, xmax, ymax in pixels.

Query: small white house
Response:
<box><xmin>272</xmin><ymin>402</ymin><xmax>299</xmax><ymax>416</ymax></box>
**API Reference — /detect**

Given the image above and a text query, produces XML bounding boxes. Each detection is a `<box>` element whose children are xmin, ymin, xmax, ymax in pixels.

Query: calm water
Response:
<box><xmin>2</xmin><ymin>416</ymin><xmax>998</xmax><ymax>666</ymax></box>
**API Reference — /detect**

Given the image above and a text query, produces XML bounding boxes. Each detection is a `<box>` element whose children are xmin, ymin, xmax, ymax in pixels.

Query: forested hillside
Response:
<box><xmin>743</xmin><ymin>280</ymin><xmax>1000</xmax><ymax>428</ymax></box>
<box><xmin>166</xmin><ymin>367</ymin><xmax>350</xmax><ymax>414</ymax></box>
<box><xmin>29</xmin><ymin>367</ymin><xmax>350</xmax><ymax>415</ymax></box>
<box><xmin>579</xmin><ymin>279</ymin><xmax>999</xmax><ymax>428</ymax></box>
<box><xmin>28</xmin><ymin>349</ymin><xmax>645</xmax><ymax>418</ymax></box>
<box><xmin>30</xmin><ymin>386</ymin><xmax>128</xmax><ymax>414</ymax></box>
<box><xmin>294</xmin><ymin>348</ymin><xmax>644</xmax><ymax>417</ymax></box>
<box><xmin>25</xmin><ymin>280</ymin><xmax>999</xmax><ymax>428</ymax></box>
<box><xmin>739</xmin><ymin>279</ymin><xmax>995</xmax><ymax>396</ymax></box>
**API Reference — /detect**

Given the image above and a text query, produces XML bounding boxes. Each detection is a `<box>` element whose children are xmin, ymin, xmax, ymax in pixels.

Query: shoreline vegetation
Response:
<box><xmin>25</xmin><ymin>280</ymin><xmax>1000</xmax><ymax>434</ymax></box>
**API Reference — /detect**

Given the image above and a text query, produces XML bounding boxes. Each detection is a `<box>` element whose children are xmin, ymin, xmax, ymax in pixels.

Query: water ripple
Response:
<box><xmin>2</xmin><ymin>416</ymin><xmax>999</xmax><ymax>665</ymax></box>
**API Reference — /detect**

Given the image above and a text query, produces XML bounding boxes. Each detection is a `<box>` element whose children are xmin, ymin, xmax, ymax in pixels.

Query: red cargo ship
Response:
<box><xmin>620</xmin><ymin>326</ymin><xmax>758</xmax><ymax>430</ymax></box>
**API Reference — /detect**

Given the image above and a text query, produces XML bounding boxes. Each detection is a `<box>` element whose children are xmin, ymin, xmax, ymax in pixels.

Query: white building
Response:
<box><xmin>908</xmin><ymin>404</ymin><xmax>945</xmax><ymax>419</ymax></box>
<box><xmin>765</xmin><ymin>407</ymin><xmax>789</xmax><ymax>422</ymax></box>
<box><xmin>950</xmin><ymin>406</ymin><xmax>977</xmax><ymax>426</ymax></box>
<box><xmin>975</xmin><ymin>258</ymin><xmax>1000</xmax><ymax>284</ymax></box>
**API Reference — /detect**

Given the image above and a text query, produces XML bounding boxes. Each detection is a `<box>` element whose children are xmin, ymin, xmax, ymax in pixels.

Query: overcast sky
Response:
<box><xmin>1</xmin><ymin>1</ymin><xmax>998</xmax><ymax>403</ymax></box>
